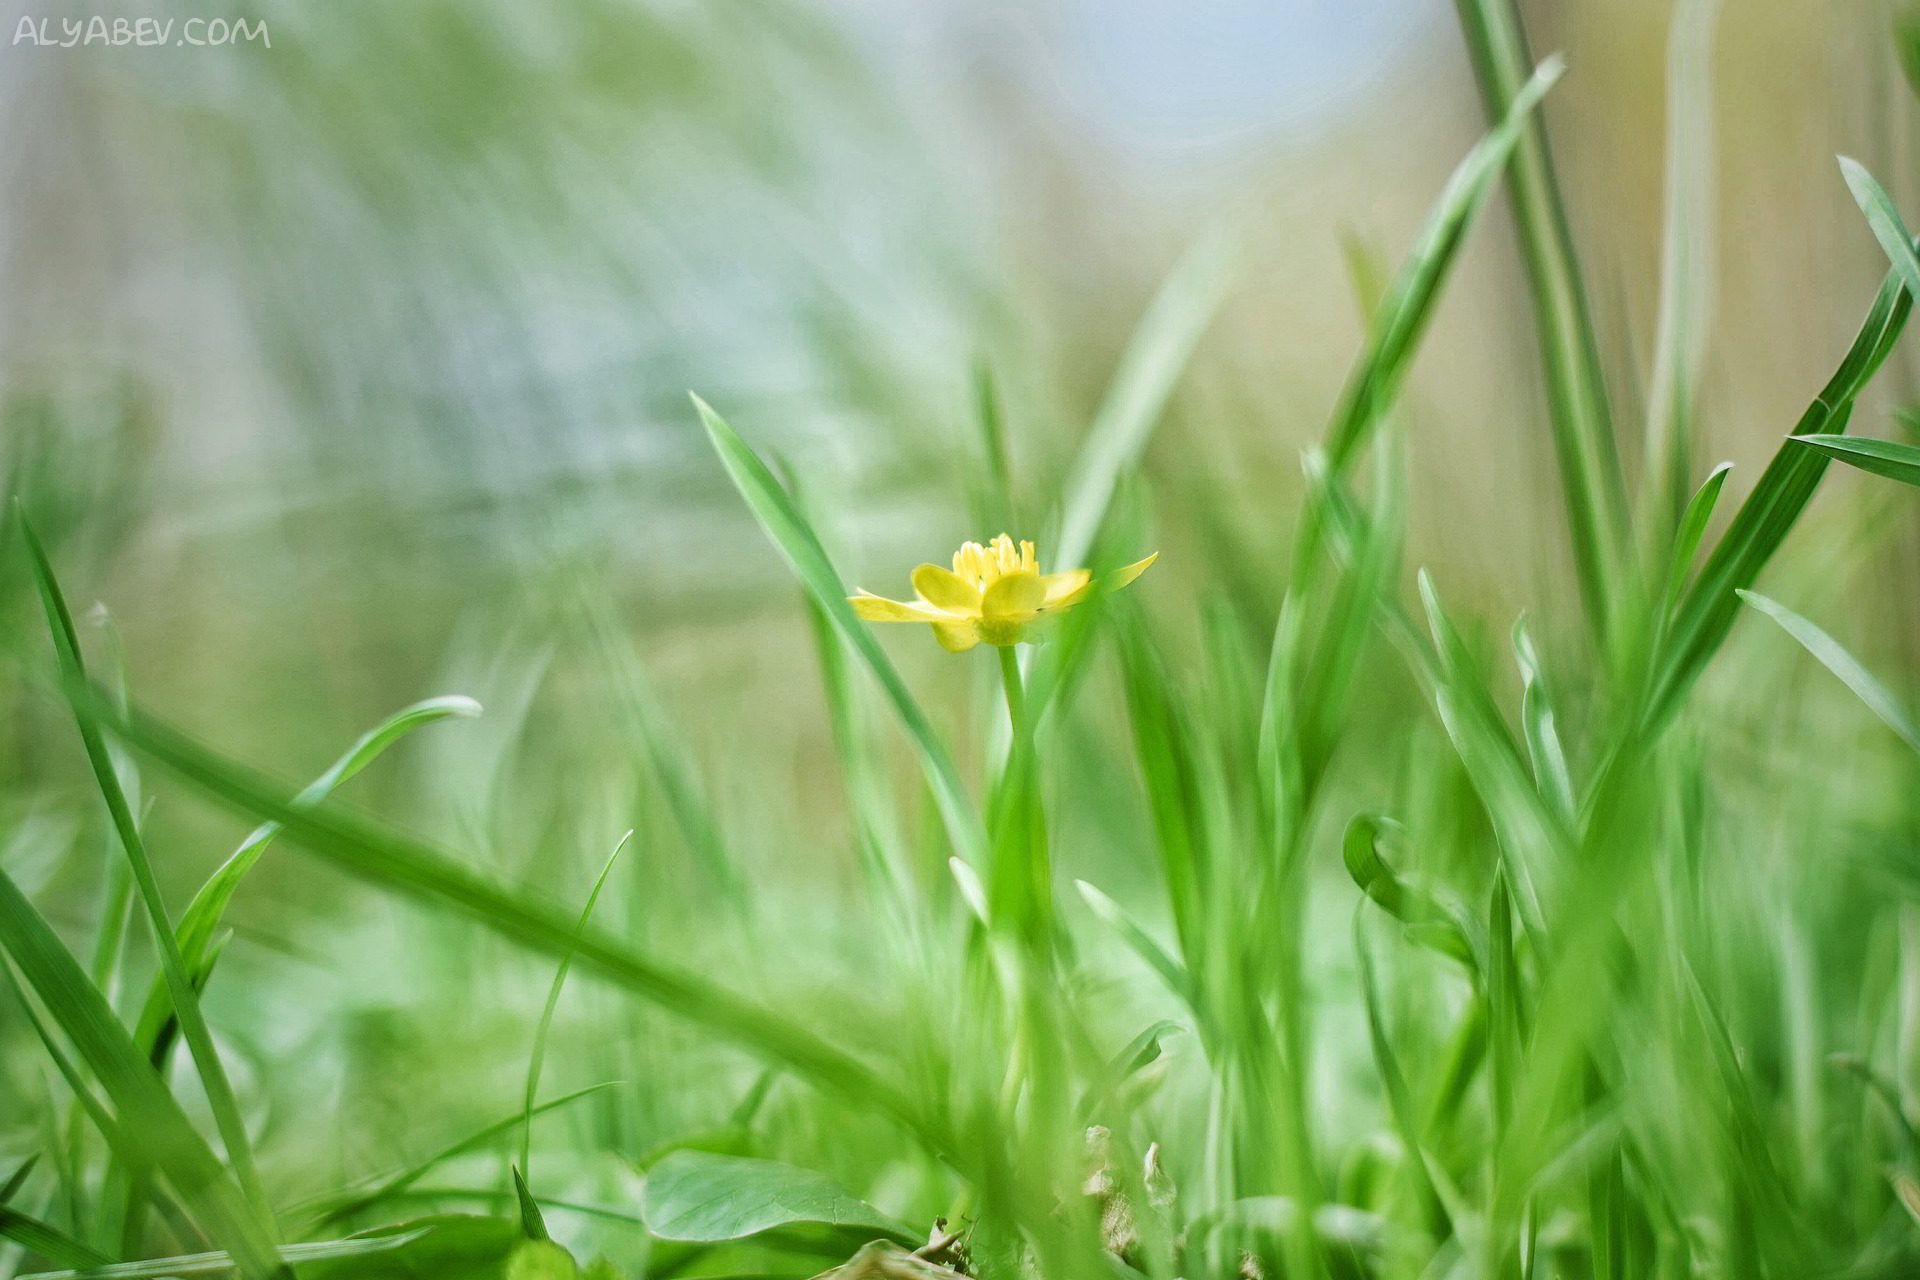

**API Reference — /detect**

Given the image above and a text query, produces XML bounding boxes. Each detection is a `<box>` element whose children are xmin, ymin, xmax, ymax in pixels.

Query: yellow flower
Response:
<box><xmin>849</xmin><ymin>534</ymin><xmax>1157</xmax><ymax>652</ymax></box>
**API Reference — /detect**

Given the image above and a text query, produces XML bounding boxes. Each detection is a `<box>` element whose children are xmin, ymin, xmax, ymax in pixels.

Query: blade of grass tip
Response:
<box><xmin>0</xmin><ymin>871</ymin><xmax>279</xmax><ymax>1280</ymax></box>
<box><xmin>15</xmin><ymin>511</ymin><xmax>281</xmax><ymax>1263</ymax></box>
<box><xmin>973</xmin><ymin>360</ymin><xmax>1019</xmax><ymax>535</ymax></box>
<box><xmin>690</xmin><ymin>395</ymin><xmax>986</xmax><ymax>873</ymax></box>
<box><xmin>1840</xmin><ymin>157</ymin><xmax>1920</xmax><ymax>300</ymax></box>
<box><xmin>1513</xmin><ymin>621</ymin><xmax>1576</xmax><ymax>823</ymax></box>
<box><xmin>1641</xmin><ymin>0</ymin><xmax>1720</xmax><ymax>530</ymax></box>
<box><xmin>1051</xmin><ymin>225</ymin><xmax>1235</xmax><ymax>577</ymax></box>
<box><xmin>1649</xmin><ymin>254</ymin><xmax>1913</xmax><ymax>728</ymax></box>
<box><xmin>1073</xmin><ymin>880</ymin><xmax>1200</xmax><ymax>1022</ymax></box>
<box><xmin>1736</xmin><ymin>590</ymin><xmax>1920</xmax><ymax>753</ymax></box>
<box><xmin>1454</xmin><ymin>0</ymin><xmax>1633</xmax><ymax>635</ymax></box>
<box><xmin>1353</xmin><ymin>910</ymin><xmax>1452</xmax><ymax>1241</ymax></box>
<box><xmin>1325</xmin><ymin>56</ymin><xmax>1565</xmax><ymax>475</ymax></box>
<box><xmin>1</xmin><ymin>1155</ymin><xmax>39</xmax><ymax>1204</ymax></box>
<box><xmin>1661</xmin><ymin>462</ymin><xmax>1733</xmax><ymax>617</ymax></box>
<box><xmin>87</xmin><ymin>689</ymin><xmax>964</xmax><ymax>1181</ymax></box>
<box><xmin>310</xmin><ymin>1083</ymin><xmax>617</xmax><ymax>1229</ymax></box>
<box><xmin>511</xmin><ymin>1167</ymin><xmax>549</xmax><ymax>1242</ymax></box>
<box><xmin>1788</xmin><ymin>433</ymin><xmax>1920</xmax><ymax>486</ymax></box>
<box><xmin>133</xmin><ymin>696</ymin><xmax>483</xmax><ymax>1063</ymax></box>
<box><xmin>521</xmin><ymin>833</ymin><xmax>628</xmax><ymax>1185</ymax></box>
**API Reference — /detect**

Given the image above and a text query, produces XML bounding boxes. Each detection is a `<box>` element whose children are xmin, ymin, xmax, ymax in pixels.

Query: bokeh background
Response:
<box><xmin>7</xmin><ymin>0</ymin><xmax>1920</xmax><ymax>1264</ymax></box>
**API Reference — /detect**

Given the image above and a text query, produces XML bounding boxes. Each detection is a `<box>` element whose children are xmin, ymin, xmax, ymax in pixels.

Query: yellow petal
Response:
<box><xmin>932</xmin><ymin>620</ymin><xmax>981</xmax><ymax>652</ymax></box>
<box><xmin>850</xmin><ymin>592</ymin><xmax>949</xmax><ymax>622</ymax></box>
<box><xmin>1106</xmin><ymin>553</ymin><xmax>1158</xmax><ymax>591</ymax></box>
<box><xmin>913</xmin><ymin>563</ymin><xmax>982</xmax><ymax>615</ymax></box>
<box><xmin>981</xmin><ymin>571</ymin><xmax>1046</xmax><ymax>619</ymax></box>
<box><xmin>1039</xmin><ymin>569</ymin><xmax>1092</xmax><ymax>609</ymax></box>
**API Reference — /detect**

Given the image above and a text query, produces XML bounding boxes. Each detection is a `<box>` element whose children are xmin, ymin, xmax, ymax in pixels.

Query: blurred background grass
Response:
<box><xmin>9</xmin><ymin>0</ymin><xmax>1920</xmax><ymax>1274</ymax></box>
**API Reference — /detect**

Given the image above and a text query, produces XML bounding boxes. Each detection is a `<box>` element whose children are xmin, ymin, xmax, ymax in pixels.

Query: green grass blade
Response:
<box><xmin>520</xmin><ymin>834</ymin><xmax>627</xmax><ymax>1183</ymax></box>
<box><xmin>0</xmin><ymin>1207</ymin><xmax>113</xmax><ymax>1271</ymax></box>
<box><xmin>1661</xmin><ymin>461</ymin><xmax>1733</xmax><ymax>616</ymax></box>
<box><xmin>1649</xmin><ymin>264</ymin><xmax>1913</xmax><ymax>727</ymax></box>
<box><xmin>1353</xmin><ymin>910</ymin><xmax>1451</xmax><ymax>1240</ymax></box>
<box><xmin>311</xmin><ymin>1085</ymin><xmax>615</xmax><ymax>1229</ymax></box>
<box><xmin>17</xmin><ymin>1229</ymin><xmax>429</xmax><ymax>1280</ymax></box>
<box><xmin>1453</xmin><ymin>0</ymin><xmax>1632</xmax><ymax>634</ymax></box>
<box><xmin>16</xmin><ymin>510</ymin><xmax>281</xmax><ymax>1268</ymax></box>
<box><xmin>0</xmin><ymin>868</ymin><xmax>280</xmax><ymax>1279</ymax></box>
<box><xmin>86</xmin><ymin>689</ymin><xmax>960</xmax><ymax>1176</ymax></box>
<box><xmin>1073</xmin><ymin>879</ymin><xmax>1197</xmax><ymax>1015</ymax></box>
<box><xmin>1839</xmin><ymin>157</ymin><xmax>1920</xmax><ymax>300</ymax></box>
<box><xmin>1325</xmin><ymin>55</ymin><xmax>1564</xmax><ymax>474</ymax></box>
<box><xmin>1736</xmin><ymin>590</ymin><xmax>1920</xmax><ymax>753</ymax></box>
<box><xmin>133</xmin><ymin>696</ymin><xmax>482</xmax><ymax>1063</ymax></box>
<box><xmin>1788</xmin><ymin>433</ymin><xmax>1920</xmax><ymax>486</ymax></box>
<box><xmin>691</xmin><ymin>395</ymin><xmax>986</xmax><ymax>872</ymax></box>
<box><xmin>1053</xmin><ymin>227</ymin><xmax>1234</xmax><ymax>574</ymax></box>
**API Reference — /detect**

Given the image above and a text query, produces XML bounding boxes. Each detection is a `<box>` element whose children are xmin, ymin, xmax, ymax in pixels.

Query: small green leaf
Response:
<box><xmin>506</xmin><ymin>1240</ymin><xmax>578</xmax><ymax>1280</ymax></box>
<box><xmin>640</xmin><ymin>1152</ymin><xmax>912</xmax><ymax>1245</ymax></box>
<box><xmin>1737</xmin><ymin>590</ymin><xmax>1920</xmax><ymax>753</ymax></box>
<box><xmin>1840</xmin><ymin>157</ymin><xmax>1920</xmax><ymax>301</ymax></box>
<box><xmin>512</xmin><ymin>1167</ymin><xmax>549</xmax><ymax>1242</ymax></box>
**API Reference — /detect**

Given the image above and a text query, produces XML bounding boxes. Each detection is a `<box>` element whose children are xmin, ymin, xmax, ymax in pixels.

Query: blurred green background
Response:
<box><xmin>9</xmin><ymin>0</ymin><xmax>1920</xmax><ymax>1275</ymax></box>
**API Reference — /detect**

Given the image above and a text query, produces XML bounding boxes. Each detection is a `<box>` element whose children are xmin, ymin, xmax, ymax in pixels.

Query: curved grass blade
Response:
<box><xmin>1053</xmin><ymin>227</ymin><xmax>1234</xmax><ymax>575</ymax></box>
<box><xmin>133</xmin><ymin>696</ymin><xmax>483</xmax><ymax>1063</ymax></box>
<box><xmin>1325</xmin><ymin>56</ymin><xmax>1565</xmax><ymax>475</ymax></box>
<box><xmin>0</xmin><ymin>867</ymin><xmax>279</xmax><ymax>1280</ymax></box>
<box><xmin>691</xmin><ymin>395</ymin><xmax>985</xmax><ymax>873</ymax></box>
<box><xmin>17</xmin><ymin>1228</ymin><xmax>429</xmax><ymax>1280</ymax></box>
<box><xmin>1661</xmin><ymin>462</ymin><xmax>1732</xmax><ymax>615</ymax></box>
<box><xmin>17</xmin><ymin>509</ymin><xmax>280</xmax><ymax>1260</ymax></box>
<box><xmin>520</xmin><ymin>834</ymin><xmax>628</xmax><ymax>1183</ymax></box>
<box><xmin>1840</xmin><ymin>157</ymin><xmax>1920</xmax><ymax>299</ymax></box>
<box><xmin>85</xmin><ymin>690</ymin><xmax>960</xmax><ymax>1179</ymax></box>
<box><xmin>1073</xmin><ymin>880</ymin><xmax>1197</xmax><ymax>1015</ymax></box>
<box><xmin>1736</xmin><ymin>590</ymin><xmax>1920</xmax><ymax>753</ymax></box>
<box><xmin>1787</xmin><ymin>434</ymin><xmax>1920</xmax><ymax>486</ymax></box>
<box><xmin>311</xmin><ymin>1084</ymin><xmax>616</xmax><ymax>1229</ymax></box>
<box><xmin>1649</xmin><ymin>265</ymin><xmax>1913</xmax><ymax>727</ymax></box>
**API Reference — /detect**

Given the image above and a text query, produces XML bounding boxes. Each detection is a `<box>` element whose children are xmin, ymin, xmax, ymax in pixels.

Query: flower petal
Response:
<box><xmin>1106</xmin><ymin>553</ymin><xmax>1158</xmax><ymax>591</ymax></box>
<box><xmin>982</xmin><ymin>571</ymin><xmax>1046</xmax><ymax>618</ymax></box>
<box><xmin>912</xmin><ymin>563</ymin><xmax>982</xmax><ymax>614</ymax></box>
<box><xmin>849</xmin><ymin>592</ymin><xmax>949</xmax><ymax>622</ymax></box>
<box><xmin>932</xmin><ymin>620</ymin><xmax>981</xmax><ymax>652</ymax></box>
<box><xmin>1039</xmin><ymin>569</ymin><xmax>1092</xmax><ymax>609</ymax></box>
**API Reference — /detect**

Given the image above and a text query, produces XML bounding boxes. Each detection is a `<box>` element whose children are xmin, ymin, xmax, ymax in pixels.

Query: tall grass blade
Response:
<box><xmin>1452</xmin><ymin>0</ymin><xmax>1633</xmax><ymax>634</ymax></box>
<box><xmin>692</xmin><ymin>395</ymin><xmax>986</xmax><ymax>872</ymax></box>
<box><xmin>17</xmin><ymin>509</ymin><xmax>282</xmax><ymax>1269</ymax></box>
<box><xmin>1736</xmin><ymin>590</ymin><xmax>1920</xmax><ymax>753</ymax></box>
<box><xmin>1788</xmin><ymin>433</ymin><xmax>1920</xmax><ymax>486</ymax></box>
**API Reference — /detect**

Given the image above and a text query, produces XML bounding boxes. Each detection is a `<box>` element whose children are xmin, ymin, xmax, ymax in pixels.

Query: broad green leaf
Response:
<box><xmin>1737</xmin><ymin>591</ymin><xmax>1920</xmax><ymax>753</ymax></box>
<box><xmin>17</xmin><ymin>1229</ymin><xmax>429</xmax><ymax>1279</ymax></box>
<box><xmin>1788</xmin><ymin>433</ymin><xmax>1920</xmax><ymax>487</ymax></box>
<box><xmin>640</xmin><ymin>1152</ymin><xmax>912</xmax><ymax>1245</ymax></box>
<box><xmin>692</xmin><ymin>396</ymin><xmax>985</xmax><ymax>873</ymax></box>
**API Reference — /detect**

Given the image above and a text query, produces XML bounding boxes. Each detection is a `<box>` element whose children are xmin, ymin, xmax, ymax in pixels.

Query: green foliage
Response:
<box><xmin>639</xmin><ymin>1153</ymin><xmax>913</xmax><ymax>1245</ymax></box>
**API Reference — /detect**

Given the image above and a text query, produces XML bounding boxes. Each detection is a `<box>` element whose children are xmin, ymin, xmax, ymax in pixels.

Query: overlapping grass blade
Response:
<box><xmin>1737</xmin><ymin>591</ymin><xmax>1920</xmax><ymax>753</ymax></box>
<box><xmin>1840</xmin><ymin>157</ymin><xmax>1920</xmax><ymax>299</ymax></box>
<box><xmin>133</xmin><ymin>696</ymin><xmax>483</xmax><ymax>1063</ymax></box>
<box><xmin>692</xmin><ymin>395</ymin><xmax>986</xmax><ymax>872</ymax></box>
<box><xmin>18</xmin><ymin>511</ymin><xmax>279</xmax><ymax>1258</ymax></box>
<box><xmin>0</xmin><ymin>1206</ymin><xmax>113</xmax><ymax>1270</ymax></box>
<box><xmin>0</xmin><ymin>867</ymin><xmax>280</xmax><ymax>1279</ymax></box>
<box><xmin>83</xmin><ymin>689</ymin><xmax>959</xmax><ymax>1175</ymax></box>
